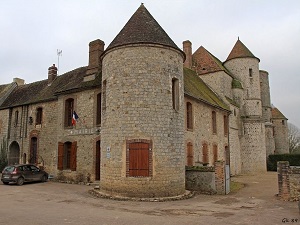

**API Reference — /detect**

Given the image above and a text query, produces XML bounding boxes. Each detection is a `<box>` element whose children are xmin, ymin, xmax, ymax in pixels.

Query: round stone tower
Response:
<box><xmin>100</xmin><ymin>4</ymin><xmax>186</xmax><ymax>198</ymax></box>
<box><xmin>224</xmin><ymin>39</ymin><xmax>267</xmax><ymax>173</ymax></box>
<box><xmin>260</xmin><ymin>70</ymin><xmax>275</xmax><ymax>157</ymax></box>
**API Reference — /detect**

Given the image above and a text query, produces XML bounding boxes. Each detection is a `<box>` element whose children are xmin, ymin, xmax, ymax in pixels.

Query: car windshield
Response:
<box><xmin>3</xmin><ymin>166</ymin><xmax>15</xmax><ymax>173</ymax></box>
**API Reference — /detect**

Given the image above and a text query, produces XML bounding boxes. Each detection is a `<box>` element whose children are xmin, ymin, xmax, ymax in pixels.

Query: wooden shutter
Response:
<box><xmin>213</xmin><ymin>145</ymin><xmax>218</xmax><ymax>162</ymax></box>
<box><xmin>129</xmin><ymin>142</ymin><xmax>149</xmax><ymax>177</ymax></box>
<box><xmin>203</xmin><ymin>143</ymin><xmax>209</xmax><ymax>164</ymax></box>
<box><xmin>187</xmin><ymin>142</ymin><xmax>193</xmax><ymax>166</ymax></box>
<box><xmin>70</xmin><ymin>141</ymin><xmax>77</xmax><ymax>171</ymax></box>
<box><xmin>58</xmin><ymin>142</ymin><xmax>64</xmax><ymax>170</ymax></box>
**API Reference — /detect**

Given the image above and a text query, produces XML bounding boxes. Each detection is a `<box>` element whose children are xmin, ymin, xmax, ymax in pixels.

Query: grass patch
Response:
<box><xmin>230</xmin><ymin>181</ymin><xmax>245</xmax><ymax>193</ymax></box>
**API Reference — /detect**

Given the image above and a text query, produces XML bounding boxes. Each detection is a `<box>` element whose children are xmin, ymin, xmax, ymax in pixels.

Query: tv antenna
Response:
<box><xmin>57</xmin><ymin>49</ymin><xmax>62</xmax><ymax>75</ymax></box>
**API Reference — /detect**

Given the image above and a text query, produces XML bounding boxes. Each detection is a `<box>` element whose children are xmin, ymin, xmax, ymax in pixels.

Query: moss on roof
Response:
<box><xmin>232</xmin><ymin>79</ymin><xmax>243</xmax><ymax>89</ymax></box>
<box><xmin>184</xmin><ymin>68</ymin><xmax>230</xmax><ymax>111</ymax></box>
<box><xmin>0</xmin><ymin>67</ymin><xmax>101</xmax><ymax>109</ymax></box>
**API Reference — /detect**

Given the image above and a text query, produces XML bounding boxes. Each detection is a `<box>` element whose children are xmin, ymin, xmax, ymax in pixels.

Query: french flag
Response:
<box><xmin>72</xmin><ymin>111</ymin><xmax>79</xmax><ymax>125</ymax></box>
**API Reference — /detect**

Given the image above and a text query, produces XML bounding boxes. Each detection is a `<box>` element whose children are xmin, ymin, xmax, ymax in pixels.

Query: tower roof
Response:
<box><xmin>105</xmin><ymin>4</ymin><xmax>181</xmax><ymax>52</ymax></box>
<box><xmin>193</xmin><ymin>46</ymin><xmax>233</xmax><ymax>77</ymax></box>
<box><xmin>225</xmin><ymin>39</ymin><xmax>260</xmax><ymax>62</ymax></box>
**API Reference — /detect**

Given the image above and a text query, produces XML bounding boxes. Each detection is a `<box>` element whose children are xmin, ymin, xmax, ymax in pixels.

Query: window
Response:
<box><xmin>57</xmin><ymin>141</ymin><xmax>77</xmax><ymax>171</ymax></box>
<box><xmin>96</xmin><ymin>93</ymin><xmax>101</xmax><ymax>125</ymax></box>
<box><xmin>187</xmin><ymin>142</ymin><xmax>193</xmax><ymax>166</ymax></box>
<box><xmin>202</xmin><ymin>143</ymin><xmax>209</xmax><ymax>164</ymax></box>
<box><xmin>29</xmin><ymin>137</ymin><xmax>38</xmax><ymax>164</ymax></box>
<box><xmin>65</xmin><ymin>98</ymin><xmax>74</xmax><ymax>127</ymax></box>
<box><xmin>212</xmin><ymin>111</ymin><xmax>217</xmax><ymax>134</ymax></box>
<box><xmin>102</xmin><ymin>80</ymin><xmax>107</xmax><ymax>111</ymax></box>
<box><xmin>282</xmin><ymin>120</ymin><xmax>285</xmax><ymax>126</ymax></box>
<box><xmin>224</xmin><ymin>115</ymin><xmax>228</xmax><ymax>136</ymax></box>
<box><xmin>172</xmin><ymin>78</ymin><xmax>179</xmax><ymax>111</ymax></box>
<box><xmin>249</xmin><ymin>68</ymin><xmax>253</xmax><ymax>78</ymax></box>
<box><xmin>213</xmin><ymin>144</ymin><xmax>218</xmax><ymax>162</ymax></box>
<box><xmin>36</xmin><ymin>107</ymin><xmax>43</xmax><ymax>125</ymax></box>
<box><xmin>14</xmin><ymin>110</ymin><xmax>19</xmax><ymax>127</ymax></box>
<box><xmin>126</xmin><ymin>140</ymin><xmax>152</xmax><ymax>177</ymax></box>
<box><xmin>186</xmin><ymin>102</ymin><xmax>193</xmax><ymax>130</ymax></box>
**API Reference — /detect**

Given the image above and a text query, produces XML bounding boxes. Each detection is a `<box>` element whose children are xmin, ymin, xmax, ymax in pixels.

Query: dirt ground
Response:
<box><xmin>0</xmin><ymin>172</ymin><xmax>299</xmax><ymax>225</ymax></box>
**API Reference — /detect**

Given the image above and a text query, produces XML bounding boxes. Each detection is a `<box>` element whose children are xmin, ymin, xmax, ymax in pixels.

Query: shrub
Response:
<box><xmin>267</xmin><ymin>154</ymin><xmax>300</xmax><ymax>171</ymax></box>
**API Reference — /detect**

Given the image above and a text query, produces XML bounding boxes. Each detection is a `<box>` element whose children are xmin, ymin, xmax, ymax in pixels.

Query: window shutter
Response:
<box><xmin>57</xmin><ymin>142</ymin><xmax>64</xmax><ymax>170</ymax></box>
<box><xmin>70</xmin><ymin>141</ymin><xmax>77</xmax><ymax>171</ymax></box>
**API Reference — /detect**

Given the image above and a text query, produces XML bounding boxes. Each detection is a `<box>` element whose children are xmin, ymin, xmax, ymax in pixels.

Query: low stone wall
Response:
<box><xmin>185</xmin><ymin>161</ymin><xmax>227</xmax><ymax>195</ymax></box>
<box><xmin>277</xmin><ymin>161</ymin><xmax>300</xmax><ymax>201</ymax></box>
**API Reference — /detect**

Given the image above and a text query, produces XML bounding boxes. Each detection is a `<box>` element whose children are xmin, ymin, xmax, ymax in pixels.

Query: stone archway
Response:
<box><xmin>8</xmin><ymin>141</ymin><xmax>20</xmax><ymax>165</ymax></box>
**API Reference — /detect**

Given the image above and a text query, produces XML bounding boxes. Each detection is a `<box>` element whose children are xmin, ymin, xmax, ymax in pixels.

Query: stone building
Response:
<box><xmin>0</xmin><ymin>4</ymin><xmax>289</xmax><ymax>197</ymax></box>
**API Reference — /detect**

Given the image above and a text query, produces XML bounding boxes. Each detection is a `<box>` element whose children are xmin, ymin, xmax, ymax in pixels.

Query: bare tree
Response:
<box><xmin>288</xmin><ymin>123</ymin><xmax>300</xmax><ymax>154</ymax></box>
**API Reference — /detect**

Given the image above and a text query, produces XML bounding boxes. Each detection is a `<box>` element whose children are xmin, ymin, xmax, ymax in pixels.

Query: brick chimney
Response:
<box><xmin>86</xmin><ymin>39</ymin><xmax>105</xmax><ymax>76</ymax></box>
<box><xmin>183</xmin><ymin>40</ymin><xmax>192</xmax><ymax>69</ymax></box>
<box><xmin>48</xmin><ymin>64</ymin><xmax>57</xmax><ymax>84</ymax></box>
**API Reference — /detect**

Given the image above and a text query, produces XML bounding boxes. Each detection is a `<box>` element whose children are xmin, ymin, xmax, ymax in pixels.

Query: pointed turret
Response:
<box><xmin>225</xmin><ymin>39</ymin><xmax>259</xmax><ymax>62</ymax></box>
<box><xmin>106</xmin><ymin>4</ymin><xmax>181</xmax><ymax>53</ymax></box>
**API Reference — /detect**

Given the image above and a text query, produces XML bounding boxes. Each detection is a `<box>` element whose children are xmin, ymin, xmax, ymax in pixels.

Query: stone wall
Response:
<box><xmin>185</xmin><ymin>161</ymin><xmax>227</xmax><ymax>195</ymax></box>
<box><xmin>273</xmin><ymin>119</ymin><xmax>289</xmax><ymax>154</ymax></box>
<box><xmin>184</xmin><ymin>96</ymin><xmax>229</xmax><ymax>167</ymax></box>
<box><xmin>277</xmin><ymin>161</ymin><xmax>300</xmax><ymax>201</ymax></box>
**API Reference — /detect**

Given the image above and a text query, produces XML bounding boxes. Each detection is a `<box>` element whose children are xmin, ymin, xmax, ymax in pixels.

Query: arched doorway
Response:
<box><xmin>8</xmin><ymin>141</ymin><xmax>20</xmax><ymax>165</ymax></box>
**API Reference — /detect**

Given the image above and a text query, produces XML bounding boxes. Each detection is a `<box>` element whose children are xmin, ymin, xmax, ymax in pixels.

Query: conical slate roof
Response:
<box><xmin>225</xmin><ymin>39</ymin><xmax>259</xmax><ymax>62</ymax></box>
<box><xmin>193</xmin><ymin>46</ymin><xmax>233</xmax><ymax>77</ymax></box>
<box><xmin>106</xmin><ymin>4</ymin><xmax>180</xmax><ymax>52</ymax></box>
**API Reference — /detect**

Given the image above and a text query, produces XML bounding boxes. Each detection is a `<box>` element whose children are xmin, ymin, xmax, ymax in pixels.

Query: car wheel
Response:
<box><xmin>41</xmin><ymin>175</ymin><xmax>47</xmax><ymax>182</ymax></box>
<box><xmin>2</xmin><ymin>182</ymin><xmax>9</xmax><ymax>185</ymax></box>
<box><xmin>16</xmin><ymin>177</ymin><xmax>24</xmax><ymax>186</ymax></box>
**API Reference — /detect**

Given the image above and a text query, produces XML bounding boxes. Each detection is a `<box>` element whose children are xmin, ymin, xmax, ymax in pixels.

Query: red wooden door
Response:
<box><xmin>129</xmin><ymin>142</ymin><xmax>149</xmax><ymax>177</ymax></box>
<box><xmin>95</xmin><ymin>141</ymin><xmax>101</xmax><ymax>180</ymax></box>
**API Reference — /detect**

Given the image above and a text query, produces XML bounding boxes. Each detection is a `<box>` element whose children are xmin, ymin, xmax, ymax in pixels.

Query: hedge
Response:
<box><xmin>267</xmin><ymin>154</ymin><xmax>300</xmax><ymax>171</ymax></box>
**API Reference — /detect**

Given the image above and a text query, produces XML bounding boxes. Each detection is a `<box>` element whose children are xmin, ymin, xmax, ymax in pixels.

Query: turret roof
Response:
<box><xmin>225</xmin><ymin>39</ymin><xmax>260</xmax><ymax>62</ymax></box>
<box><xmin>271</xmin><ymin>107</ymin><xmax>288</xmax><ymax>120</ymax></box>
<box><xmin>193</xmin><ymin>46</ymin><xmax>233</xmax><ymax>77</ymax></box>
<box><xmin>105</xmin><ymin>4</ymin><xmax>181</xmax><ymax>52</ymax></box>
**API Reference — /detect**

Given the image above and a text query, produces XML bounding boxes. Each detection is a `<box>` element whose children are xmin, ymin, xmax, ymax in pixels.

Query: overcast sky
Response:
<box><xmin>0</xmin><ymin>0</ymin><xmax>299</xmax><ymax>128</ymax></box>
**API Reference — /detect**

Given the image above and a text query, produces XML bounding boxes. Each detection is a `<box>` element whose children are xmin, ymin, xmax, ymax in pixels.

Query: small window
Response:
<box><xmin>126</xmin><ymin>140</ymin><xmax>152</xmax><ymax>177</ymax></box>
<box><xmin>186</xmin><ymin>142</ymin><xmax>193</xmax><ymax>166</ymax></box>
<box><xmin>64</xmin><ymin>98</ymin><xmax>74</xmax><ymax>127</ymax></box>
<box><xmin>14</xmin><ymin>110</ymin><xmax>19</xmax><ymax>127</ymax></box>
<box><xmin>249</xmin><ymin>68</ymin><xmax>253</xmax><ymax>78</ymax></box>
<box><xmin>224</xmin><ymin>115</ymin><xmax>228</xmax><ymax>136</ymax></box>
<box><xmin>213</xmin><ymin>144</ymin><xmax>218</xmax><ymax>162</ymax></box>
<box><xmin>186</xmin><ymin>102</ymin><xmax>193</xmax><ymax>130</ymax></box>
<box><xmin>36</xmin><ymin>107</ymin><xmax>43</xmax><ymax>125</ymax></box>
<box><xmin>96</xmin><ymin>93</ymin><xmax>101</xmax><ymax>125</ymax></box>
<box><xmin>172</xmin><ymin>78</ymin><xmax>179</xmax><ymax>111</ymax></box>
<box><xmin>282</xmin><ymin>120</ymin><xmax>285</xmax><ymax>125</ymax></box>
<box><xmin>212</xmin><ymin>111</ymin><xmax>217</xmax><ymax>134</ymax></box>
<box><xmin>102</xmin><ymin>80</ymin><xmax>107</xmax><ymax>112</ymax></box>
<box><xmin>202</xmin><ymin>143</ymin><xmax>209</xmax><ymax>164</ymax></box>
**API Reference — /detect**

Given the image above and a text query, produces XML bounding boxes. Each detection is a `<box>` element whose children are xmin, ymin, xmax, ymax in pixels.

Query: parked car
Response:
<box><xmin>1</xmin><ymin>164</ymin><xmax>48</xmax><ymax>185</ymax></box>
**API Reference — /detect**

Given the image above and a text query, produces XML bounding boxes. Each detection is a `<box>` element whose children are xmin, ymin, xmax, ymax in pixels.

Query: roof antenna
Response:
<box><xmin>57</xmin><ymin>49</ymin><xmax>62</xmax><ymax>75</ymax></box>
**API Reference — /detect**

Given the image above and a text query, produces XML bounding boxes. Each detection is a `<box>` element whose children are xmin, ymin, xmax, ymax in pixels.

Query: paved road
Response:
<box><xmin>0</xmin><ymin>172</ymin><xmax>298</xmax><ymax>225</ymax></box>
